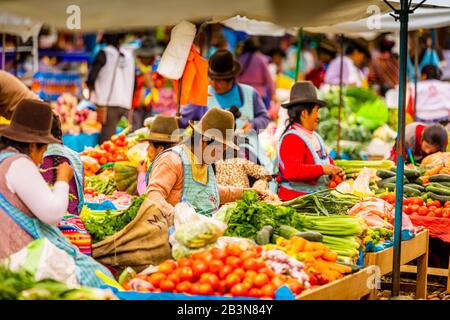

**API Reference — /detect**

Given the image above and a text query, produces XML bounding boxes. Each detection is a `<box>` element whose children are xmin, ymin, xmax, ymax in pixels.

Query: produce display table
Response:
<box><xmin>297</xmin><ymin>266</ymin><xmax>377</xmax><ymax>300</ymax></box>
<box><xmin>364</xmin><ymin>230</ymin><xmax>429</xmax><ymax>299</ymax></box>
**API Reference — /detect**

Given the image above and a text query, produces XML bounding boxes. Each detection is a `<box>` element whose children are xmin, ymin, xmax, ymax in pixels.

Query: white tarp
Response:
<box><xmin>305</xmin><ymin>7</ymin><xmax>450</xmax><ymax>36</ymax></box>
<box><xmin>219</xmin><ymin>16</ymin><xmax>297</xmax><ymax>37</ymax></box>
<box><xmin>0</xmin><ymin>0</ymin><xmax>393</xmax><ymax>31</ymax></box>
<box><xmin>0</xmin><ymin>12</ymin><xmax>42</xmax><ymax>41</ymax></box>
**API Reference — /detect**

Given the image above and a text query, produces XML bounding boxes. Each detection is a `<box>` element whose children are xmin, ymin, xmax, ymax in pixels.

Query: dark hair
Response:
<box><xmin>421</xmin><ymin>64</ymin><xmax>442</xmax><ymax>80</ymax></box>
<box><xmin>0</xmin><ymin>137</ymin><xmax>46</xmax><ymax>155</ymax></box>
<box><xmin>151</xmin><ymin>141</ymin><xmax>174</xmax><ymax>150</ymax></box>
<box><xmin>423</xmin><ymin>124</ymin><xmax>448</xmax><ymax>151</ymax></box>
<box><xmin>345</xmin><ymin>42</ymin><xmax>370</xmax><ymax>58</ymax></box>
<box><xmin>242</xmin><ymin>38</ymin><xmax>260</xmax><ymax>54</ymax></box>
<box><xmin>282</xmin><ymin>103</ymin><xmax>316</xmax><ymax>136</ymax></box>
<box><xmin>102</xmin><ymin>33</ymin><xmax>125</xmax><ymax>47</ymax></box>
<box><xmin>51</xmin><ymin>113</ymin><xmax>63</xmax><ymax>140</ymax></box>
<box><xmin>268</xmin><ymin>48</ymin><xmax>286</xmax><ymax>59</ymax></box>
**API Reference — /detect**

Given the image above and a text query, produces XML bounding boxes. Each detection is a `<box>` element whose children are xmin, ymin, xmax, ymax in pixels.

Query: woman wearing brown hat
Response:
<box><xmin>276</xmin><ymin>82</ymin><xmax>344</xmax><ymax>201</ymax></box>
<box><xmin>0</xmin><ymin>99</ymin><xmax>113</xmax><ymax>287</ymax></box>
<box><xmin>146</xmin><ymin>107</ymin><xmax>275</xmax><ymax>218</ymax></box>
<box><xmin>136</xmin><ymin>115</ymin><xmax>183</xmax><ymax>195</ymax></box>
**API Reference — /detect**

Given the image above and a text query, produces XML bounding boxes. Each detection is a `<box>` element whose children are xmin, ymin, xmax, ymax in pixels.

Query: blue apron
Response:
<box><xmin>277</xmin><ymin>129</ymin><xmax>331</xmax><ymax>194</ymax></box>
<box><xmin>43</xmin><ymin>144</ymin><xmax>85</xmax><ymax>214</ymax></box>
<box><xmin>0</xmin><ymin>151</ymin><xmax>112</xmax><ymax>288</ymax></box>
<box><xmin>146</xmin><ymin>145</ymin><xmax>220</xmax><ymax>217</ymax></box>
<box><xmin>208</xmin><ymin>84</ymin><xmax>273</xmax><ymax>172</ymax></box>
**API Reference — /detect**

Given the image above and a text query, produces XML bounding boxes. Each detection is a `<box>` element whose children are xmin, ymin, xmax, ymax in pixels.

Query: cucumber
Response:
<box><xmin>435</xmin><ymin>181</ymin><xmax>450</xmax><ymax>188</ymax></box>
<box><xmin>376</xmin><ymin>169</ymin><xmax>396</xmax><ymax>179</ymax></box>
<box><xmin>256</xmin><ymin>225</ymin><xmax>273</xmax><ymax>245</ymax></box>
<box><xmin>426</xmin><ymin>192</ymin><xmax>450</xmax><ymax>202</ymax></box>
<box><xmin>381</xmin><ymin>183</ymin><xmax>421</xmax><ymax>196</ymax></box>
<box><xmin>377</xmin><ymin>176</ymin><xmax>408</xmax><ymax>187</ymax></box>
<box><xmin>429</xmin><ymin>174</ymin><xmax>450</xmax><ymax>183</ymax></box>
<box><xmin>296</xmin><ymin>232</ymin><xmax>323</xmax><ymax>242</ymax></box>
<box><xmin>405</xmin><ymin>184</ymin><xmax>425</xmax><ymax>192</ymax></box>
<box><xmin>413</xmin><ymin>178</ymin><xmax>424</xmax><ymax>186</ymax></box>
<box><xmin>425</xmin><ymin>184</ymin><xmax>450</xmax><ymax>196</ymax></box>
<box><xmin>390</xmin><ymin>166</ymin><xmax>420</xmax><ymax>180</ymax></box>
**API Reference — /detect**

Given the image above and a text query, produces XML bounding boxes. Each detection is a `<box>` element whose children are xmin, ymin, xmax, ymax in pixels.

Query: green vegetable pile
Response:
<box><xmin>0</xmin><ymin>266</ymin><xmax>115</xmax><ymax>300</ymax></box>
<box><xmin>82</xmin><ymin>194</ymin><xmax>147</xmax><ymax>243</ymax></box>
<box><xmin>85</xmin><ymin>170</ymin><xmax>117</xmax><ymax>195</ymax></box>
<box><xmin>317</xmin><ymin>87</ymin><xmax>390</xmax><ymax>160</ymax></box>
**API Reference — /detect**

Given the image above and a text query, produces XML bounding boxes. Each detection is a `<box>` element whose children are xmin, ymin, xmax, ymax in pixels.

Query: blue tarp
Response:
<box><xmin>62</xmin><ymin>132</ymin><xmax>100</xmax><ymax>153</ymax></box>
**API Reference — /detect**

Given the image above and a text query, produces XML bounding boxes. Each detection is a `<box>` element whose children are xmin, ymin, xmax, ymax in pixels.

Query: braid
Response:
<box><xmin>282</xmin><ymin>118</ymin><xmax>294</xmax><ymax>137</ymax></box>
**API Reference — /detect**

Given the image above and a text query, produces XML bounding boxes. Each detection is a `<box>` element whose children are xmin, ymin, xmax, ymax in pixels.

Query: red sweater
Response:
<box><xmin>277</xmin><ymin>132</ymin><xmax>334</xmax><ymax>201</ymax></box>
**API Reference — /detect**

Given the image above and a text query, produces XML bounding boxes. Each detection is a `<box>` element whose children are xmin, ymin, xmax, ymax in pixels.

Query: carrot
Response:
<box><xmin>322</xmin><ymin>251</ymin><xmax>338</xmax><ymax>262</ymax></box>
<box><xmin>303</xmin><ymin>242</ymin><xmax>316</xmax><ymax>252</ymax></box>
<box><xmin>291</xmin><ymin>237</ymin><xmax>307</xmax><ymax>252</ymax></box>
<box><xmin>323</xmin><ymin>260</ymin><xmax>352</xmax><ymax>274</ymax></box>
<box><xmin>310</xmin><ymin>250</ymin><xmax>325</xmax><ymax>258</ymax></box>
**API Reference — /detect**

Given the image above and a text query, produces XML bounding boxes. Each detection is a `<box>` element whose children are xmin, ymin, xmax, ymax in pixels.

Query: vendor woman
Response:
<box><xmin>0</xmin><ymin>99</ymin><xmax>113</xmax><ymax>287</ymax></box>
<box><xmin>390</xmin><ymin>122</ymin><xmax>448</xmax><ymax>164</ymax></box>
<box><xmin>146</xmin><ymin>107</ymin><xmax>274</xmax><ymax>219</ymax></box>
<box><xmin>276</xmin><ymin>81</ymin><xmax>344</xmax><ymax>200</ymax></box>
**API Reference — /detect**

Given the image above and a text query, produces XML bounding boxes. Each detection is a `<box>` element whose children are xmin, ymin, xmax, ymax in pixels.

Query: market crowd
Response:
<box><xmin>0</xmin><ymin>27</ymin><xmax>449</xmax><ymax>287</ymax></box>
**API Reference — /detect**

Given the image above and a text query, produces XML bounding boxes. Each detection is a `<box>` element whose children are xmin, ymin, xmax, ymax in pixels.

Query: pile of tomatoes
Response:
<box><xmin>328</xmin><ymin>175</ymin><xmax>343</xmax><ymax>189</ymax></box>
<box><xmin>403</xmin><ymin>197</ymin><xmax>450</xmax><ymax>218</ymax></box>
<box><xmin>81</xmin><ymin>134</ymin><xmax>129</xmax><ymax>165</ymax></box>
<box><xmin>122</xmin><ymin>244</ymin><xmax>303</xmax><ymax>298</ymax></box>
<box><xmin>379</xmin><ymin>193</ymin><xmax>450</xmax><ymax>218</ymax></box>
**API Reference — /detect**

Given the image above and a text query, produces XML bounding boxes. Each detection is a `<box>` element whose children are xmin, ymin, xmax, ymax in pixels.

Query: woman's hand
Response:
<box><xmin>137</xmin><ymin>160</ymin><xmax>147</xmax><ymax>174</ymax></box>
<box><xmin>322</xmin><ymin>164</ymin><xmax>344</xmax><ymax>177</ymax></box>
<box><xmin>56</xmin><ymin>162</ymin><xmax>74</xmax><ymax>183</ymax></box>
<box><xmin>253</xmin><ymin>188</ymin><xmax>279</xmax><ymax>202</ymax></box>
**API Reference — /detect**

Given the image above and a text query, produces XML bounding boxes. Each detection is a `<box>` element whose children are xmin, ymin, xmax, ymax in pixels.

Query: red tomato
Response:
<box><xmin>386</xmin><ymin>193</ymin><xmax>395</xmax><ymax>204</ymax></box>
<box><xmin>192</xmin><ymin>260</ymin><xmax>208</xmax><ymax>279</ymax></box>
<box><xmin>434</xmin><ymin>208</ymin><xmax>443</xmax><ymax>217</ymax></box>
<box><xmin>248</xmin><ymin>288</ymin><xmax>262</xmax><ymax>298</ymax></box>
<box><xmin>225</xmin><ymin>273</ymin><xmax>241</xmax><ymax>289</ymax></box>
<box><xmin>445</xmin><ymin>201</ymin><xmax>450</xmax><ymax>208</ymax></box>
<box><xmin>230</xmin><ymin>283</ymin><xmax>249</xmax><ymax>297</ymax></box>
<box><xmin>257</xmin><ymin>268</ymin><xmax>275</xmax><ymax>278</ymax></box>
<box><xmin>226</xmin><ymin>244</ymin><xmax>243</xmax><ymax>257</ymax></box>
<box><xmin>328</xmin><ymin>181</ymin><xmax>337</xmax><ymax>188</ymax></box>
<box><xmin>403</xmin><ymin>198</ymin><xmax>411</xmax><ymax>205</ymax></box>
<box><xmin>148</xmin><ymin>272</ymin><xmax>166</xmax><ymax>287</ymax></box>
<box><xmin>428</xmin><ymin>206</ymin><xmax>437</xmax><ymax>212</ymax></box>
<box><xmin>159</xmin><ymin>279</ymin><xmax>175</xmax><ymax>292</ymax></box>
<box><xmin>403</xmin><ymin>205</ymin><xmax>412</xmax><ymax>215</ymax></box>
<box><xmin>110</xmin><ymin>135</ymin><xmax>119</xmax><ymax>143</ymax></box>
<box><xmin>271</xmin><ymin>275</ymin><xmax>286</xmax><ymax>289</ymax></box>
<box><xmin>198</xmin><ymin>283</ymin><xmax>213</xmax><ymax>295</ymax></box>
<box><xmin>412</xmin><ymin>198</ymin><xmax>424</xmax><ymax>206</ymax></box>
<box><xmin>178</xmin><ymin>267</ymin><xmax>194</xmax><ymax>282</ymax></box>
<box><xmin>175</xmin><ymin>281</ymin><xmax>192</xmax><ymax>293</ymax></box>
<box><xmin>98</xmin><ymin>156</ymin><xmax>108</xmax><ymax>165</ymax></box>
<box><xmin>443</xmin><ymin>208</ymin><xmax>450</xmax><ymax>218</ymax></box>
<box><xmin>255</xmin><ymin>259</ymin><xmax>267</xmax><ymax>269</ymax></box>
<box><xmin>208</xmin><ymin>259</ymin><xmax>224</xmax><ymax>274</ymax></box>
<box><xmin>243</xmin><ymin>258</ymin><xmax>259</xmax><ymax>271</ymax></box>
<box><xmin>167</xmin><ymin>273</ymin><xmax>180</xmax><ymax>285</ymax></box>
<box><xmin>218</xmin><ymin>280</ymin><xmax>228</xmax><ymax>294</ymax></box>
<box><xmin>233</xmin><ymin>268</ymin><xmax>246</xmax><ymax>280</ymax></box>
<box><xmin>411</xmin><ymin>204</ymin><xmax>420</xmax><ymax>213</ymax></box>
<box><xmin>225</xmin><ymin>256</ymin><xmax>241</xmax><ymax>268</ymax></box>
<box><xmin>239</xmin><ymin>251</ymin><xmax>257</xmax><ymax>261</ymax></box>
<box><xmin>242</xmin><ymin>278</ymin><xmax>254</xmax><ymax>290</ymax></box>
<box><xmin>261</xmin><ymin>284</ymin><xmax>276</xmax><ymax>299</ymax></box>
<box><xmin>253</xmin><ymin>273</ymin><xmax>270</xmax><ymax>288</ymax></box>
<box><xmin>158</xmin><ymin>262</ymin><xmax>176</xmax><ymax>275</ymax></box>
<box><xmin>199</xmin><ymin>273</ymin><xmax>220</xmax><ymax>291</ymax></box>
<box><xmin>211</xmin><ymin>248</ymin><xmax>227</xmax><ymax>261</ymax></box>
<box><xmin>178</xmin><ymin>258</ymin><xmax>192</xmax><ymax>268</ymax></box>
<box><xmin>417</xmin><ymin>206</ymin><xmax>428</xmax><ymax>216</ymax></box>
<box><xmin>219</xmin><ymin>265</ymin><xmax>233</xmax><ymax>280</ymax></box>
<box><xmin>434</xmin><ymin>200</ymin><xmax>442</xmax><ymax>208</ymax></box>
<box><xmin>190</xmin><ymin>283</ymin><xmax>202</xmax><ymax>295</ymax></box>
<box><xmin>428</xmin><ymin>212</ymin><xmax>436</xmax><ymax>217</ymax></box>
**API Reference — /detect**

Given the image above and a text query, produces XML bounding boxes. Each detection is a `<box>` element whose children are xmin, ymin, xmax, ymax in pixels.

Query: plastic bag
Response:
<box><xmin>126</xmin><ymin>142</ymin><xmax>149</xmax><ymax>167</ymax></box>
<box><xmin>174</xmin><ymin>202</ymin><xmax>207</xmax><ymax>228</ymax></box>
<box><xmin>352</xmin><ymin>168</ymin><xmax>377</xmax><ymax>197</ymax></box>
<box><xmin>3</xmin><ymin>238</ymin><xmax>78</xmax><ymax>287</ymax></box>
<box><xmin>174</xmin><ymin>220</ymin><xmax>226</xmax><ymax>249</ymax></box>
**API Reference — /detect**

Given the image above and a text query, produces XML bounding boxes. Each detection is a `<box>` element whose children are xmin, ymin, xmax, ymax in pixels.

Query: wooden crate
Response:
<box><xmin>297</xmin><ymin>266</ymin><xmax>377</xmax><ymax>300</ymax></box>
<box><xmin>364</xmin><ymin>230</ymin><xmax>429</xmax><ymax>299</ymax></box>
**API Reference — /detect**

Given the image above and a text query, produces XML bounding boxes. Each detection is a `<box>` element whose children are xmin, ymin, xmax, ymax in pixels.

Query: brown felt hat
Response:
<box><xmin>189</xmin><ymin>107</ymin><xmax>239</xmax><ymax>150</ymax></box>
<box><xmin>0</xmin><ymin>99</ymin><xmax>61</xmax><ymax>144</ymax></box>
<box><xmin>138</xmin><ymin>115</ymin><xmax>182</xmax><ymax>144</ymax></box>
<box><xmin>281</xmin><ymin>81</ymin><xmax>326</xmax><ymax>109</ymax></box>
<box><xmin>208</xmin><ymin>49</ymin><xmax>241</xmax><ymax>80</ymax></box>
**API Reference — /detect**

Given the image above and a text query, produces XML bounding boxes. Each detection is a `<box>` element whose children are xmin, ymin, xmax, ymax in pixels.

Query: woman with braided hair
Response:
<box><xmin>276</xmin><ymin>81</ymin><xmax>344</xmax><ymax>200</ymax></box>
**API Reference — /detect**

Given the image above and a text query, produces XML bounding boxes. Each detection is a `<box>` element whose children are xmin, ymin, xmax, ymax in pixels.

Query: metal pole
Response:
<box><xmin>294</xmin><ymin>28</ymin><xmax>303</xmax><ymax>81</ymax></box>
<box><xmin>32</xmin><ymin>34</ymin><xmax>39</xmax><ymax>76</ymax></box>
<box><xmin>1</xmin><ymin>34</ymin><xmax>5</xmax><ymax>70</ymax></box>
<box><xmin>392</xmin><ymin>0</ymin><xmax>409</xmax><ymax>298</ymax></box>
<box><xmin>413</xmin><ymin>31</ymin><xmax>419</xmax><ymax>120</ymax></box>
<box><xmin>337</xmin><ymin>34</ymin><xmax>345</xmax><ymax>158</ymax></box>
<box><xmin>176</xmin><ymin>77</ymin><xmax>182</xmax><ymax>117</ymax></box>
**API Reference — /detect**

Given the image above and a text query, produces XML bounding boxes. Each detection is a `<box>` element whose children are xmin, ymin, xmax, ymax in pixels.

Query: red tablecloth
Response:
<box><xmin>410</xmin><ymin>215</ymin><xmax>450</xmax><ymax>243</ymax></box>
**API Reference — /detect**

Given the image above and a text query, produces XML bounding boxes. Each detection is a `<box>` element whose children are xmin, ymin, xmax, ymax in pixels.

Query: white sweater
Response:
<box><xmin>5</xmin><ymin>157</ymin><xmax>69</xmax><ymax>225</ymax></box>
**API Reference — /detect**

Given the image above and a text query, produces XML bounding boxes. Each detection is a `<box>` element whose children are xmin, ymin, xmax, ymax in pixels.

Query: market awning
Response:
<box><xmin>0</xmin><ymin>0</ymin><xmax>397</xmax><ymax>32</ymax></box>
<box><xmin>0</xmin><ymin>12</ymin><xmax>42</xmax><ymax>41</ymax></box>
<box><xmin>305</xmin><ymin>7</ymin><xmax>450</xmax><ymax>36</ymax></box>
